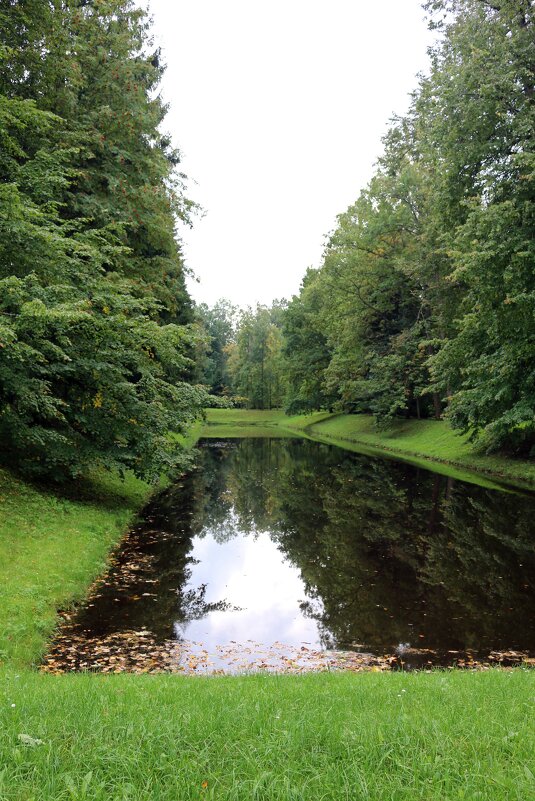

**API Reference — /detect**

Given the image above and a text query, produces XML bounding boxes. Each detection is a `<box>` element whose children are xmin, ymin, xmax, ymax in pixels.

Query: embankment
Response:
<box><xmin>203</xmin><ymin>409</ymin><xmax>535</xmax><ymax>491</ymax></box>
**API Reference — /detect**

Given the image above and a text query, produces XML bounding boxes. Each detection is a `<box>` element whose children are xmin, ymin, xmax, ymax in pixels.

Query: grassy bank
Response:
<box><xmin>0</xmin><ymin>467</ymin><xmax>152</xmax><ymax>670</ymax></box>
<box><xmin>0</xmin><ymin>417</ymin><xmax>209</xmax><ymax>670</ymax></box>
<box><xmin>203</xmin><ymin>409</ymin><xmax>535</xmax><ymax>490</ymax></box>
<box><xmin>1</xmin><ymin>669</ymin><xmax>534</xmax><ymax>800</ymax></box>
<box><xmin>203</xmin><ymin>408</ymin><xmax>329</xmax><ymax>430</ymax></box>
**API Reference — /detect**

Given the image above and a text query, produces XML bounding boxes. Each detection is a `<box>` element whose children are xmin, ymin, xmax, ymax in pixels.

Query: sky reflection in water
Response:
<box><xmin>175</xmin><ymin>528</ymin><xmax>322</xmax><ymax>649</ymax></box>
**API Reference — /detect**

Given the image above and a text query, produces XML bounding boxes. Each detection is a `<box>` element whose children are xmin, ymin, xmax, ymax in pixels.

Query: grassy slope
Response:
<box><xmin>197</xmin><ymin>409</ymin><xmax>327</xmax><ymax>441</ymax></box>
<box><xmin>168</xmin><ymin>417</ymin><xmax>205</xmax><ymax>448</ymax></box>
<box><xmin>203</xmin><ymin>408</ymin><xmax>330</xmax><ymax>428</ymax></box>
<box><xmin>0</xmin><ymin>418</ymin><xmax>209</xmax><ymax>669</ymax></box>
<box><xmin>1</xmin><ymin>670</ymin><xmax>534</xmax><ymax>800</ymax></box>
<box><xmin>204</xmin><ymin>409</ymin><xmax>535</xmax><ymax>490</ymax></box>
<box><xmin>306</xmin><ymin>414</ymin><xmax>535</xmax><ymax>488</ymax></box>
<box><xmin>0</xmin><ymin>467</ymin><xmax>152</xmax><ymax>669</ymax></box>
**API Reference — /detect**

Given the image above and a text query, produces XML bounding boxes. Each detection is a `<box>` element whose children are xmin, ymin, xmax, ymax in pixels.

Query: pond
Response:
<box><xmin>43</xmin><ymin>438</ymin><xmax>535</xmax><ymax>673</ymax></box>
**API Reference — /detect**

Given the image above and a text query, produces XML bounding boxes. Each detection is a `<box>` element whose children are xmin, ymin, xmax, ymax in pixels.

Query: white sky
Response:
<box><xmin>146</xmin><ymin>0</ymin><xmax>434</xmax><ymax>308</ymax></box>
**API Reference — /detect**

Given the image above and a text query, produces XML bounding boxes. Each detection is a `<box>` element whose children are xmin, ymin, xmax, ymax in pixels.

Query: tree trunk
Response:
<box><xmin>432</xmin><ymin>392</ymin><xmax>442</xmax><ymax>420</ymax></box>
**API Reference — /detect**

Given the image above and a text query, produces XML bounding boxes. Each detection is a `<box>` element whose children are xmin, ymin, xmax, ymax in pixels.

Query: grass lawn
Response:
<box><xmin>203</xmin><ymin>408</ymin><xmax>333</xmax><ymax>430</ymax></box>
<box><xmin>1</xmin><ymin>670</ymin><xmax>534</xmax><ymax>800</ymax></box>
<box><xmin>203</xmin><ymin>409</ymin><xmax>291</xmax><ymax>425</ymax></box>
<box><xmin>200</xmin><ymin>409</ymin><xmax>329</xmax><ymax>441</ymax></box>
<box><xmin>1</xmin><ymin>415</ymin><xmax>534</xmax><ymax>799</ymax></box>
<box><xmin>307</xmin><ymin>414</ymin><xmax>535</xmax><ymax>489</ymax></box>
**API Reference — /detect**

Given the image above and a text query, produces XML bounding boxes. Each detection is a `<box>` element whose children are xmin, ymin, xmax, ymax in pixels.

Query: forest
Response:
<box><xmin>200</xmin><ymin>0</ymin><xmax>534</xmax><ymax>457</ymax></box>
<box><xmin>1</xmin><ymin>0</ymin><xmax>533</xmax><ymax>493</ymax></box>
<box><xmin>0</xmin><ymin>0</ymin><xmax>207</xmax><ymax>482</ymax></box>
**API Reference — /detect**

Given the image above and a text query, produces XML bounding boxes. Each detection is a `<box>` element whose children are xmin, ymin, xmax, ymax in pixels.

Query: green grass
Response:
<box><xmin>303</xmin><ymin>414</ymin><xmax>535</xmax><ymax>490</ymax></box>
<box><xmin>168</xmin><ymin>418</ymin><xmax>205</xmax><ymax>449</ymax></box>
<box><xmin>203</xmin><ymin>424</ymin><xmax>295</xmax><ymax>438</ymax></box>
<box><xmin>0</xmin><ymin>670</ymin><xmax>533</xmax><ymax>800</ymax></box>
<box><xmin>0</xmin><ymin>467</ymin><xmax>152</xmax><ymax>670</ymax></box>
<box><xmin>196</xmin><ymin>410</ymin><xmax>313</xmax><ymax>440</ymax></box>
<box><xmin>201</xmin><ymin>409</ymin><xmax>323</xmax><ymax>441</ymax></box>
<box><xmin>201</xmin><ymin>410</ymin><xmax>334</xmax><ymax>441</ymax></box>
<box><xmin>204</xmin><ymin>408</ymin><xmax>291</xmax><ymax>426</ymax></box>
<box><xmin>204</xmin><ymin>409</ymin><xmax>535</xmax><ymax>490</ymax></box>
<box><xmin>204</xmin><ymin>408</ymin><xmax>333</xmax><ymax>429</ymax></box>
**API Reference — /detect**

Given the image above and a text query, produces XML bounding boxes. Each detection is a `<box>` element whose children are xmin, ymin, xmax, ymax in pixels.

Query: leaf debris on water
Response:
<box><xmin>40</xmin><ymin>629</ymin><xmax>535</xmax><ymax>675</ymax></box>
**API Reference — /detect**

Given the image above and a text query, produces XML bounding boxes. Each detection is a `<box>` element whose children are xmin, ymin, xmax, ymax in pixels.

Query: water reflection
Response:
<box><xmin>175</xmin><ymin>530</ymin><xmax>321</xmax><ymax>648</ymax></box>
<box><xmin>46</xmin><ymin>438</ymin><xmax>535</xmax><ymax>671</ymax></box>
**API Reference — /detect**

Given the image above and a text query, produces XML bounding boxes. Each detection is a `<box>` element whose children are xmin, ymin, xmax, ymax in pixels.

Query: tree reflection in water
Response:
<box><xmin>63</xmin><ymin>438</ymin><xmax>535</xmax><ymax>663</ymax></box>
<box><xmin>197</xmin><ymin>439</ymin><xmax>535</xmax><ymax>657</ymax></box>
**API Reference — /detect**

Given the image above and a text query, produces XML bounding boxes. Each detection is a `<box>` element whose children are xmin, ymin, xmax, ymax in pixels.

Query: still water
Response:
<box><xmin>44</xmin><ymin>438</ymin><xmax>535</xmax><ymax>672</ymax></box>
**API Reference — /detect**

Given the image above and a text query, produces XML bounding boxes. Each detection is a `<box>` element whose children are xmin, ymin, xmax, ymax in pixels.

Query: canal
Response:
<box><xmin>43</xmin><ymin>438</ymin><xmax>535</xmax><ymax>673</ymax></box>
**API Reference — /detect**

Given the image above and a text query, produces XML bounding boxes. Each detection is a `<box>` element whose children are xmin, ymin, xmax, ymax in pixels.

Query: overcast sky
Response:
<box><xmin>146</xmin><ymin>0</ymin><xmax>434</xmax><ymax>308</ymax></box>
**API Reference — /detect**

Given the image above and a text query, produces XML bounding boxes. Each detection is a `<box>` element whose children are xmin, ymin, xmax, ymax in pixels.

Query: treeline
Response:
<box><xmin>4</xmin><ymin>0</ymin><xmax>531</xmax><ymax>481</ymax></box>
<box><xmin>0</xmin><ymin>1</ymin><xmax>206</xmax><ymax>481</ymax></box>
<box><xmin>202</xmin><ymin>0</ymin><xmax>534</xmax><ymax>454</ymax></box>
<box><xmin>197</xmin><ymin>300</ymin><xmax>286</xmax><ymax>409</ymax></box>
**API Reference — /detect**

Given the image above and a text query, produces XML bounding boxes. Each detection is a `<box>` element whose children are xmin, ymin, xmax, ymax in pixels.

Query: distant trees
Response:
<box><xmin>196</xmin><ymin>300</ymin><xmax>238</xmax><ymax>396</ymax></box>
<box><xmin>197</xmin><ymin>300</ymin><xmax>287</xmax><ymax>409</ymax></box>
<box><xmin>0</xmin><ymin>1</ymin><xmax>205</xmax><ymax>480</ymax></box>
<box><xmin>226</xmin><ymin>302</ymin><xmax>287</xmax><ymax>409</ymax></box>
<box><xmin>282</xmin><ymin>269</ymin><xmax>335</xmax><ymax>415</ymax></box>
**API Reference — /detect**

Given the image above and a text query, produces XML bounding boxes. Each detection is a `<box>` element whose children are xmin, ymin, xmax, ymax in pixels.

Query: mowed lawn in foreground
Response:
<box><xmin>1</xmin><ymin>670</ymin><xmax>534</xmax><ymax>801</ymax></box>
<box><xmin>1</xmin><ymin>430</ymin><xmax>534</xmax><ymax>800</ymax></box>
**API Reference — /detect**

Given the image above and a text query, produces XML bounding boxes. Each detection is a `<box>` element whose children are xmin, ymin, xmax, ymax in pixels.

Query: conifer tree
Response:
<box><xmin>0</xmin><ymin>1</ymin><xmax>205</xmax><ymax>480</ymax></box>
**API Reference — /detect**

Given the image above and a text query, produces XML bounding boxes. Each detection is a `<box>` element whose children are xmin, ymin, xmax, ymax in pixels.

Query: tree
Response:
<box><xmin>279</xmin><ymin>0</ymin><xmax>534</xmax><ymax>452</ymax></box>
<box><xmin>422</xmin><ymin>0</ymin><xmax>535</xmax><ymax>453</ymax></box>
<box><xmin>196</xmin><ymin>299</ymin><xmax>239</xmax><ymax>395</ymax></box>
<box><xmin>226</xmin><ymin>303</ymin><xmax>287</xmax><ymax>409</ymax></box>
<box><xmin>0</xmin><ymin>1</ymin><xmax>205</xmax><ymax>480</ymax></box>
<box><xmin>282</xmin><ymin>269</ymin><xmax>336</xmax><ymax>414</ymax></box>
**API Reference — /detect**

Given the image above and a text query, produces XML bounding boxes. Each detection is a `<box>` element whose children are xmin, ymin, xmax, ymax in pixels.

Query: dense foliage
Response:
<box><xmin>0</xmin><ymin>1</ymin><xmax>205</xmax><ymax>480</ymax></box>
<box><xmin>225</xmin><ymin>302</ymin><xmax>287</xmax><ymax>409</ymax></box>
<box><xmin>280</xmin><ymin>0</ymin><xmax>534</xmax><ymax>454</ymax></box>
<box><xmin>20</xmin><ymin>0</ymin><xmax>528</xmax><ymax>460</ymax></box>
<box><xmin>195</xmin><ymin>300</ymin><xmax>238</xmax><ymax>397</ymax></box>
<box><xmin>202</xmin><ymin>3</ymin><xmax>533</xmax><ymax>454</ymax></box>
<box><xmin>196</xmin><ymin>300</ymin><xmax>287</xmax><ymax>409</ymax></box>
